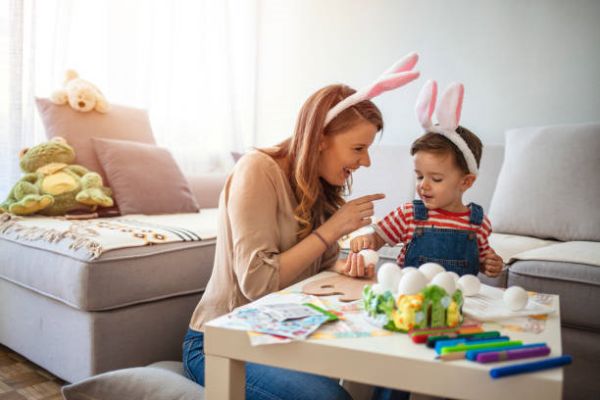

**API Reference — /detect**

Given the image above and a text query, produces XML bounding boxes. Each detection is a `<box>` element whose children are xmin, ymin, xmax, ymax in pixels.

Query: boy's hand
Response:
<box><xmin>350</xmin><ymin>234</ymin><xmax>376</xmax><ymax>253</ymax></box>
<box><xmin>481</xmin><ymin>251</ymin><xmax>504</xmax><ymax>277</ymax></box>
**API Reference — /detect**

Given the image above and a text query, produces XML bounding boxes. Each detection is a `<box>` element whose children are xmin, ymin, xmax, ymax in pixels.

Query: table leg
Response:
<box><xmin>205</xmin><ymin>354</ymin><xmax>245</xmax><ymax>400</ymax></box>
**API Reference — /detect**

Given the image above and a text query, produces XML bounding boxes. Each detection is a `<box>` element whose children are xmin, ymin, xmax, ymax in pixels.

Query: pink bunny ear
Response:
<box><xmin>436</xmin><ymin>82</ymin><xmax>464</xmax><ymax>131</ymax></box>
<box><xmin>381</xmin><ymin>52</ymin><xmax>419</xmax><ymax>75</ymax></box>
<box><xmin>365</xmin><ymin>70</ymin><xmax>420</xmax><ymax>99</ymax></box>
<box><xmin>324</xmin><ymin>52</ymin><xmax>420</xmax><ymax>125</ymax></box>
<box><xmin>415</xmin><ymin>80</ymin><xmax>437</xmax><ymax>129</ymax></box>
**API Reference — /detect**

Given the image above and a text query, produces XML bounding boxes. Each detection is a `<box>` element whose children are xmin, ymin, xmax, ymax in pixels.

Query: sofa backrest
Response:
<box><xmin>348</xmin><ymin>144</ymin><xmax>505</xmax><ymax>218</ymax></box>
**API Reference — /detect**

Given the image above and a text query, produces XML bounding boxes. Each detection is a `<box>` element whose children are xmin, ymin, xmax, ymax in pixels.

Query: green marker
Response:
<box><xmin>304</xmin><ymin>303</ymin><xmax>339</xmax><ymax>322</ymax></box>
<box><xmin>440</xmin><ymin>340</ymin><xmax>523</xmax><ymax>355</ymax></box>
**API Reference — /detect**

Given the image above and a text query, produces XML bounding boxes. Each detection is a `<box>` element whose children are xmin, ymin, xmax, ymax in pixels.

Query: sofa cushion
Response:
<box><xmin>0</xmin><ymin>212</ymin><xmax>218</xmax><ymax>311</ymax></box>
<box><xmin>463</xmin><ymin>144</ymin><xmax>505</xmax><ymax>212</ymax></box>
<box><xmin>489</xmin><ymin>123</ymin><xmax>600</xmax><ymax>241</ymax></box>
<box><xmin>62</xmin><ymin>362</ymin><xmax>204</xmax><ymax>400</ymax></box>
<box><xmin>488</xmin><ymin>233</ymin><xmax>560</xmax><ymax>264</ymax></box>
<box><xmin>93</xmin><ymin>138</ymin><xmax>199</xmax><ymax>215</ymax></box>
<box><xmin>348</xmin><ymin>144</ymin><xmax>415</xmax><ymax>219</ymax></box>
<box><xmin>36</xmin><ymin>98</ymin><xmax>156</xmax><ymax>185</ymax></box>
<box><xmin>508</xmin><ymin>258</ymin><xmax>600</xmax><ymax>332</ymax></box>
<box><xmin>508</xmin><ymin>241</ymin><xmax>600</xmax><ymax>267</ymax></box>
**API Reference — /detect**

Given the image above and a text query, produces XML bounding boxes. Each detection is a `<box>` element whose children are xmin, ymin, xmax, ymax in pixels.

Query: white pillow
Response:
<box><xmin>489</xmin><ymin>123</ymin><xmax>600</xmax><ymax>241</ymax></box>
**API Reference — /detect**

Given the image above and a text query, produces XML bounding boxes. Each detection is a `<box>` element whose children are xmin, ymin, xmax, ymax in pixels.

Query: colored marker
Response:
<box><xmin>441</xmin><ymin>340</ymin><xmax>523</xmax><ymax>355</ymax></box>
<box><xmin>489</xmin><ymin>355</ymin><xmax>572</xmax><ymax>378</ymax></box>
<box><xmin>303</xmin><ymin>303</ymin><xmax>339</xmax><ymax>322</ymax></box>
<box><xmin>477</xmin><ymin>346</ymin><xmax>551</xmax><ymax>363</ymax></box>
<box><xmin>410</xmin><ymin>324</ymin><xmax>482</xmax><ymax>343</ymax></box>
<box><xmin>466</xmin><ymin>343</ymin><xmax>548</xmax><ymax>361</ymax></box>
<box><xmin>428</xmin><ymin>331</ymin><xmax>501</xmax><ymax>348</ymax></box>
<box><xmin>435</xmin><ymin>336</ymin><xmax>510</xmax><ymax>354</ymax></box>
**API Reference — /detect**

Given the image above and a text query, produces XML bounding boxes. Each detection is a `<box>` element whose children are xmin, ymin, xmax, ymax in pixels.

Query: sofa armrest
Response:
<box><xmin>186</xmin><ymin>173</ymin><xmax>227</xmax><ymax>209</ymax></box>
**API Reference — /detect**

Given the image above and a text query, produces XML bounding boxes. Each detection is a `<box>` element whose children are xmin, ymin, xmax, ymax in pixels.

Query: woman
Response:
<box><xmin>183</xmin><ymin>54</ymin><xmax>419</xmax><ymax>398</ymax></box>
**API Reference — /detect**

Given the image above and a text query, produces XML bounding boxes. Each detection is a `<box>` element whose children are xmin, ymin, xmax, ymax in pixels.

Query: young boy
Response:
<box><xmin>350</xmin><ymin>81</ymin><xmax>503</xmax><ymax>277</ymax></box>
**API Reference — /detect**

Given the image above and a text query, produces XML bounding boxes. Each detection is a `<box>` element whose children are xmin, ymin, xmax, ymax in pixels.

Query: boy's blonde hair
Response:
<box><xmin>410</xmin><ymin>126</ymin><xmax>482</xmax><ymax>175</ymax></box>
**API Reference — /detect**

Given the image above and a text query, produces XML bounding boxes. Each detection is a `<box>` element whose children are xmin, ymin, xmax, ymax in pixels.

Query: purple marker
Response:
<box><xmin>478</xmin><ymin>346</ymin><xmax>551</xmax><ymax>363</ymax></box>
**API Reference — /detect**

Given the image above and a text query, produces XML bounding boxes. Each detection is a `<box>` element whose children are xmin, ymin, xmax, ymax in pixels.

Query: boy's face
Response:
<box><xmin>413</xmin><ymin>150</ymin><xmax>476</xmax><ymax>212</ymax></box>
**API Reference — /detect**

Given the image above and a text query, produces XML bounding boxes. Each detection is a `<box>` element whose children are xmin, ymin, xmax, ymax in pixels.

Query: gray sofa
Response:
<box><xmin>0</xmin><ymin>173</ymin><xmax>226</xmax><ymax>383</ymax></box>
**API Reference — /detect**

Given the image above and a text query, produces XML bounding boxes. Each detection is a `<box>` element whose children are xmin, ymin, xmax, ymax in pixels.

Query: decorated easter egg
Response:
<box><xmin>418</xmin><ymin>262</ymin><xmax>445</xmax><ymax>281</ymax></box>
<box><xmin>397</xmin><ymin>270</ymin><xmax>428</xmax><ymax>295</ymax></box>
<box><xmin>377</xmin><ymin>262</ymin><xmax>402</xmax><ymax>292</ymax></box>
<box><xmin>457</xmin><ymin>274</ymin><xmax>481</xmax><ymax>297</ymax></box>
<box><xmin>359</xmin><ymin>249</ymin><xmax>379</xmax><ymax>267</ymax></box>
<box><xmin>447</xmin><ymin>271</ymin><xmax>460</xmax><ymax>283</ymax></box>
<box><xmin>430</xmin><ymin>272</ymin><xmax>457</xmax><ymax>295</ymax></box>
<box><xmin>503</xmin><ymin>286</ymin><xmax>529</xmax><ymax>311</ymax></box>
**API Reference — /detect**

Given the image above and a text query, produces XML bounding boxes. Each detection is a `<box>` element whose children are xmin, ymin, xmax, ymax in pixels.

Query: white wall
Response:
<box><xmin>255</xmin><ymin>0</ymin><xmax>600</xmax><ymax>147</ymax></box>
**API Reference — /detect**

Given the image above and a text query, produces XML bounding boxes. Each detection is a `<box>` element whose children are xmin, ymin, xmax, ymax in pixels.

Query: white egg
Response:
<box><xmin>371</xmin><ymin>283</ymin><xmax>386</xmax><ymax>295</ymax></box>
<box><xmin>396</xmin><ymin>266</ymin><xmax>415</xmax><ymax>280</ymax></box>
<box><xmin>447</xmin><ymin>271</ymin><xmax>460</xmax><ymax>283</ymax></box>
<box><xmin>430</xmin><ymin>272</ymin><xmax>457</xmax><ymax>295</ymax></box>
<box><xmin>503</xmin><ymin>286</ymin><xmax>529</xmax><ymax>311</ymax></box>
<box><xmin>359</xmin><ymin>249</ymin><xmax>379</xmax><ymax>267</ymax></box>
<box><xmin>377</xmin><ymin>263</ymin><xmax>402</xmax><ymax>291</ymax></box>
<box><xmin>397</xmin><ymin>270</ymin><xmax>428</xmax><ymax>295</ymax></box>
<box><xmin>418</xmin><ymin>262</ymin><xmax>445</xmax><ymax>281</ymax></box>
<box><xmin>457</xmin><ymin>274</ymin><xmax>481</xmax><ymax>297</ymax></box>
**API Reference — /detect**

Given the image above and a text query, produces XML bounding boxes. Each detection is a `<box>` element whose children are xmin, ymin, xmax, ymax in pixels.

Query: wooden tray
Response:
<box><xmin>302</xmin><ymin>274</ymin><xmax>375</xmax><ymax>302</ymax></box>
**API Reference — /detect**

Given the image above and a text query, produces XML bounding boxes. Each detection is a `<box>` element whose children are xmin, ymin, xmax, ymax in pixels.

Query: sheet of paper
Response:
<box><xmin>464</xmin><ymin>285</ymin><xmax>555</xmax><ymax>321</ymax></box>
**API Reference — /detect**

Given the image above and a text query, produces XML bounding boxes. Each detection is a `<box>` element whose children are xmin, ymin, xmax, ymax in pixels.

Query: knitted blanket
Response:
<box><xmin>0</xmin><ymin>210</ymin><xmax>218</xmax><ymax>260</ymax></box>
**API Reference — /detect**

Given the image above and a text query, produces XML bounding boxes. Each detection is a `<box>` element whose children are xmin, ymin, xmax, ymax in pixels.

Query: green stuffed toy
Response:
<box><xmin>0</xmin><ymin>137</ymin><xmax>114</xmax><ymax>216</ymax></box>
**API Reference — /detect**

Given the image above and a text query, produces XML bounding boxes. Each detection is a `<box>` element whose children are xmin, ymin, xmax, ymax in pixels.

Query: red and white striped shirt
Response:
<box><xmin>374</xmin><ymin>202</ymin><xmax>493</xmax><ymax>266</ymax></box>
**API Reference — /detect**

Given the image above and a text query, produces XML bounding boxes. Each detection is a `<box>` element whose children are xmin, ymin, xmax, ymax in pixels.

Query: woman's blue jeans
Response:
<box><xmin>182</xmin><ymin>328</ymin><xmax>352</xmax><ymax>400</ymax></box>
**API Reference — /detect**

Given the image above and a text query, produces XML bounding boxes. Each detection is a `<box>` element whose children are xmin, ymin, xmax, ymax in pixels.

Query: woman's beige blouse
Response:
<box><xmin>189</xmin><ymin>150</ymin><xmax>339</xmax><ymax>331</ymax></box>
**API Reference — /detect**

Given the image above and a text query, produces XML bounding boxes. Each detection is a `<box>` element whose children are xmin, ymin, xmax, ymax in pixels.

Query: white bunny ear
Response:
<box><xmin>415</xmin><ymin>80</ymin><xmax>437</xmax><ymax>129</ymax></box>
<box><xmin>324</xmin><ymin>52</ymin><xmax>420</xmax><ymax>125</ymax></box>
<box><xmin>436</xmin><ymin>82</ymin><xmax>464</xmax><ymax>132</ymax></box>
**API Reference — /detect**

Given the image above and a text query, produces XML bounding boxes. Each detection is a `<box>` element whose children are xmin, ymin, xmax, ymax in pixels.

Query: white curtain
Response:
<box><xmin>0</xmin><ymin>0</ymin><xmax>258</xmax><ymax>197</ymax></box>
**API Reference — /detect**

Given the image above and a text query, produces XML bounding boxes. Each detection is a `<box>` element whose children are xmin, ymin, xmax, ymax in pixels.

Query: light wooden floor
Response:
<box><xmin>0</xmin><ymin>344</ymin><xmax>64</xmax><ymax>400</ymax></box>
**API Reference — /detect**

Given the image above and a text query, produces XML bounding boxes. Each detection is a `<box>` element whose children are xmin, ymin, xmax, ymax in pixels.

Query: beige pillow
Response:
<box><xmin>489</xmin><ymin>123</ymin><xmax>600</xmax><ymax>241</ymax></box>
<box><xmin>35</xmin><ymin>97</ymin><xmax>156</xmax><ymax>184</ymax></box>
<box><xmin>93</xmin><ymin>138</ymin><xmax>199</xmax><ymax>215</ymax></box>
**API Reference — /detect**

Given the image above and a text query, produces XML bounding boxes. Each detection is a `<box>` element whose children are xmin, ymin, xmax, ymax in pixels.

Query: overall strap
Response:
<box><xmin>468</xmin><ymin>203</ymin><xmax>484</xmax><ymax>225</ymax></box>
<box><xmin>412</xmin><ymin>199</ymin><xmax>429</xmax><ymax>220</ymax></box>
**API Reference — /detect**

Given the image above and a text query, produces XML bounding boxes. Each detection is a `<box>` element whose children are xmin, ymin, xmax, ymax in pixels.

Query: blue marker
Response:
<box><xmin>490</xmin><ymin>355</ymin><xmax>572</xmax><ymax>378</ymax></box>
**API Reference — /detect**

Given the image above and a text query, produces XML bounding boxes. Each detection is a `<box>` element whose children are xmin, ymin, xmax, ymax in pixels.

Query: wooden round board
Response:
<box><xmin>302</xmin><ymin>275</ymin><xmax>376</xmax><ymax>302</ymax></box>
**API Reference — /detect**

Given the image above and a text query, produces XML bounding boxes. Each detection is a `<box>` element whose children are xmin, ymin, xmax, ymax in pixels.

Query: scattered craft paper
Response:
<box><xmin>464</xmin><ymin>285</ymin><xmax>555</xmax><ymax>321</ymax></box>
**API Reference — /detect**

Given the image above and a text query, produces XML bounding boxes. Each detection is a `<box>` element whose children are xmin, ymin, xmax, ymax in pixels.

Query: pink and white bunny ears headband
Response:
<box><xmin>324</xmin><ymin>52</ymin><xmax>420</xmax><ymax>126</ymax></box>
<box><xmin>415</xmin><ymin>80</ymin><xmax>478</xmax><ymax>175</ymax></box>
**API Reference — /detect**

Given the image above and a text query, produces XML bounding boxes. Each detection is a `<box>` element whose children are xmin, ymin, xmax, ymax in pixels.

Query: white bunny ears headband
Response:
<box><xmin>324</xmin><ymin>52</ymin><xmax>420</xmax><ymax>126</ymax></box>
<box><xmin>415</xmin><ymin>80</ymin><xmax>478</xmax><ymax>175</ymax></box>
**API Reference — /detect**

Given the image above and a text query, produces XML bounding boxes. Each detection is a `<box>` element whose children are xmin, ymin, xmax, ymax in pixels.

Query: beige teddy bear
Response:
<box><xmin>50</xmin><ymin>70</ymin><xmax>110</xmax><ymax>113</ymax></box>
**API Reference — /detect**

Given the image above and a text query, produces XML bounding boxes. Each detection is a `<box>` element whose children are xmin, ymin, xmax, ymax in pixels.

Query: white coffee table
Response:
<box><xmin>205</xmin><ymin>271</ymin><xmax>563</xmax><ymax>400</ymax></box>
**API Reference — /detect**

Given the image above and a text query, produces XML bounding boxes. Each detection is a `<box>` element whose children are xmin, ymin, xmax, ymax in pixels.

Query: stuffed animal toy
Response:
<box><xmin>50</xmin><ymin>70</ymin><xmax>110</xmax><ymax>113</ymax></box>
<box><xmin>0</xmin><ymin>137</ymin><xmax>114</xmax><ymax>216</ymax></box>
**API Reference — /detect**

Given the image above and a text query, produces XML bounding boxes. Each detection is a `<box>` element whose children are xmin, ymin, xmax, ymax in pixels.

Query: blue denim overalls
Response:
<box><xmin>403</xmin><ymin>199</ymin><xmax>483</xmax><ymax>276</ymax></box>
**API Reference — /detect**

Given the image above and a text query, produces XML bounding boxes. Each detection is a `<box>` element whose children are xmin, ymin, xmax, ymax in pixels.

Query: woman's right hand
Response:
<box><xmin>321</xmin><ymin>193</ymin><xmax>385</xmax><ymax>240</ymax></box>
